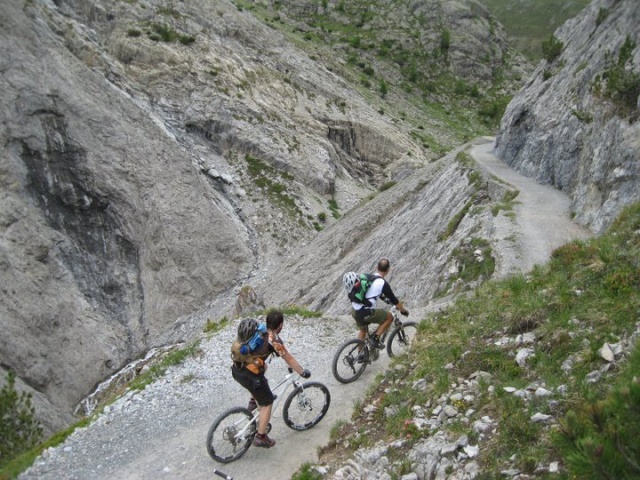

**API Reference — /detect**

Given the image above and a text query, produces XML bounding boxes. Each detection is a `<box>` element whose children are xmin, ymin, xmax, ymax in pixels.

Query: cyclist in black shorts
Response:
<box><xmin>231</xmin><ymin>310</ymin><xmax>310</xmax><ymax>448</ymax></box>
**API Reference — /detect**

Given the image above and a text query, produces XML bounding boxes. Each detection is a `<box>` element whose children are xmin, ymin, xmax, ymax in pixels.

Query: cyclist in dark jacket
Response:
<box><xmin>350</xmin><ymin>258</ymin><xmax>409</xmax><ymax>348</ymax></box>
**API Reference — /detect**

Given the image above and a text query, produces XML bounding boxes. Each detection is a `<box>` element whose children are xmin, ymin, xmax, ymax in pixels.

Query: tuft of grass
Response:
<box><xmin>255</xmin><ymin>305</ymin><xmax>323</xmax><ymax>319</ymax></box>
<box><xmin>438</xmin><ymin>196</ymin><xmax>475</xmax><ymax>241</ymax></box>
<box><xmin>491</xmin><ymin>189</ymin><xmax>520</xmax><ymax>216</ymax></box>
<box><xmin>291</xmin><ymin>463</ymin><xmax>323</xmax><ymax>480</ymax></box>
<box><xmin>130</xmin><ymin>341</ymin><xmax>201</xmax><ymax>391</ymax></box>
<box><xmin>542</xmin><ymin>34</ymin><xmax>564</xmax><ymax>63</ymax></box>
<box><xmin>203</xmin><ymin>316</ymin><xmax>229</xmax><ymax>334</ymax></box>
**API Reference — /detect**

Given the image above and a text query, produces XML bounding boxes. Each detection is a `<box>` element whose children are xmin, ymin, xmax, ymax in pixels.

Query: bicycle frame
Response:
<box><xmin>228</xmin><ymin>370</ymin><xmax>302</xmax><ymax>443</ymax></box>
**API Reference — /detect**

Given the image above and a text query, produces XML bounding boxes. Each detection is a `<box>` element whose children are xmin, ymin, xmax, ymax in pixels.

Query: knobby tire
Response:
<box><xmin>386</xmin><ymin>321</ymin><xmax>418</xmax><ymax>357</ymax></box>
<box><xmin>283</xmin><ymin>381</ymin><xmax>331</xmax><ymax>431</ymax></box>
<box><xmin>206</xmin><ymin>407</ymin><xmax>255</xmax><ymax>464</ymax></box>
<box><xmin>332</xmin><ymin>338</ymin><xmax>368</xmax><ymax>384</ymax></box>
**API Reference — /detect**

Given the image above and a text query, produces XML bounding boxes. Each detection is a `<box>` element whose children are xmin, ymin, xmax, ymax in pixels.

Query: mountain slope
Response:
<box><xmin>495</xmin><ymin>0</ymin><xmax>640</xmax><ymax>234</ymax></box>
<box><xmin>14</xmin><ymin>139</ymin><xmax>591</xmax><ymax>480</ymax></box>
<box><xmin>0</xmin><ymin>0</ymin><xmax>529</xmax><ymax>435</ymax></box>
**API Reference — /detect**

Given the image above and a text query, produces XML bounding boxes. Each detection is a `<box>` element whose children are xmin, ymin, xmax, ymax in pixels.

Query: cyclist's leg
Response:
<box><xmin>353</xmin><ymin>308</ymin><xmax>372</xmax><ymax>341</ymax></box>
<box><xmin>367</xmin><ymin>309</ymin><xmax>391</xmax><ymax>337</ymax></box>
<box><xmin>257</xmin><ymin>404</ymin><xmax>272</xmax><ymax>434</ymax></box>
<box><xmin>376</xmin><ymin>310</ymin><xmax>394</xmax><ymax>337</ymax></box>
<box><xmin>250</xmin><ymin>375</ymin><xmax>274</xmax><ymax>435</ymax></box>
<box><xmin>232</xmin><ymin>367</ymin><xmax>274</xmax><ymax>436</ymax></box>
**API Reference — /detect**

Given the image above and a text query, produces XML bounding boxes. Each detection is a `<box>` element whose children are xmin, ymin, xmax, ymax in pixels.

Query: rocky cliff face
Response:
<box><xmin>495</xmin><ymin>0</ymin><xmax>640</xmax><ymax>234</ymax></box>
<box><xmin>1</xmin><ymin>0</ymin><xmax>525</xmax><ymax>433</ymax></box>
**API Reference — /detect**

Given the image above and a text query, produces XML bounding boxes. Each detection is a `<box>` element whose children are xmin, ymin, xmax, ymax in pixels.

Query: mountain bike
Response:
<box><xmin>206</xmin><ymin>368</ymin><xmax>331</xmax><ymax>463</ymax></box>
<box><xmin>332</xmin><ymin>306</ymin><xmax>417</xmax><ymax>384</ymax></box>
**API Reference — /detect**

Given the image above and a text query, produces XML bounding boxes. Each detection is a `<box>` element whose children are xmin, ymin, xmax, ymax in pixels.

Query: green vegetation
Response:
<box><xmin>291</xmin><ymin>463</ymin><xmax>323</xmax><ymax>480</ymax></box>
<box><xmin>146</xmin><ymin>23</ymin><xmax>195</xmax><ymax>45</ymax></box>
<box><xmin>491</xmin><ymin>189</ymin><xmax>520</xmax><ymax>216</ymax></box>
<box><xmin>592</xmin><ymin>35</ymin><xmax>640</xmax><ymax>119</ymax></box>
<box><xmin>0</xmin><ymin>416</ymin><xmax>92</xmax><ymax>480</ymax></box>
<box><xmin>438</xmin><ymin>197</ymin><xmax>475</xmax><ymax>241</ymax></box>
<box><xmin>1</xmin><ymin>340</ymin><xmax>203</xmax><ymax>478</ymax></box>
<box><xmin>0</xmin><ymin>372</ymin><xmax>43</xmax><ymax>470</ymax></box>
<box><xmin>595</xmin><ymin>7</ymin><xmax>609</xmax><ymax>27</ymax></box>
<box><xmin>328</xmin><ymin>198</ymin><xmax>341</xmax><ymax>219</ymax></box>
<box><xmin>130</xmin><ymin>341</ymin><xmax>201</xmax><ymax>391</ymax></box>
<box><xmin>311</xmin><ymin>201</ymin><xmax>640</xmax><ymax>477</ymax></box>
<box><xmin>439</xmin><ymin>237</ymin><xmax>496</xmax><ymax>296</ymax></box>
<box><xmin>244</xmin><ymin>154</ymin><xmax>303</xmax><ymax>220</ymax></box>
<box><xmin>541</xmin><ymin>34</ymin><xmax>564</xmax><ymax>63</ymax></box>
<box><xmin>379</xmin><ymin>181</ymin><xmax>396</xmax><ymax>192</ymax></box>
<box><xmin>256</xmin><ymin>305</ymin><xmax>323</xmax><ymax>319</ymax></box>
<box><xmin>231</xmin><ymin>0</ymin><xmax>523</xmax><ymax>147</ymax></box>
<box><xmin>203</xmin><ymin>316</ymin><xmax>229</xmax><ymax>335</ymax></box>
<box><xmin>480</xmin><ymin>0</ymin><xmax>590</xmax><ymax>61</ymax></box>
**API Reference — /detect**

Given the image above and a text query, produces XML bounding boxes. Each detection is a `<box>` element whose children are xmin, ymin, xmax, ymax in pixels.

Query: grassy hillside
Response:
<box><xmin>232</xmin><ymin>0</ymin><xmax>530</xmax><ymax>148</ymax></box>
<box><xmin>305</xmin><ymin>201</ymin><xmax>640</xmax><ymax>478</ymax></box>
<box><xmin>479</xmin><ymin>0</ymin><xmax>591</xmax><ymax>60</ymax></box>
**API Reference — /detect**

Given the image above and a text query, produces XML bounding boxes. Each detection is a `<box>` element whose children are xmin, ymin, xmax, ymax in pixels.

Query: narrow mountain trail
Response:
<box><xmin>19</xmin><ymin>140</ymin><xmax>591</xmax><ymax>480</ymax></box>
<box><xmin>471</xmin><ymin>139</ymin><xmax>591</xmax><ymax>274</ymax></box>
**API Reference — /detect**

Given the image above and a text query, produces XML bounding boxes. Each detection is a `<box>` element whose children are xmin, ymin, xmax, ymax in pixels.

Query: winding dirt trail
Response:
<box><xmin>471</xmin><ymin>139</ymin><xmax>590</xmax><ymax>273</ymax></box>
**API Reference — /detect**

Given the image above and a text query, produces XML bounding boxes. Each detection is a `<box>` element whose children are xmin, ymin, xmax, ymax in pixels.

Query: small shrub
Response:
<box><xmin>595</xmin><ymin>7</ymin><xmax>609</xmax><ymax>27</ymax></box>
<box><xmin>379</xmin><ymin>181</ymin><xmax>396</xmax><ymax>192</ymax></box>
<box><xmin>542</xmin><ymin>34</ymin><xmax>563</xmax><ymax>63</ymax></box>
<box><xmin>0</xmin><ymin>371</ymin><xmax>43</xmax><ymax>468</ymax></box>
<box><xmin>554</xmin><ymin>345</ymin><xmax>640</xmax><ymax>479</ymax></box>
<box><xmin>149</xmin><ymin>23</ymin><xmax>177</xmax><ymax>42</ymax></box>
<box><xmin>178</xmin><ymin>35</ymin><xmax>196</xmax><ymax>45</ymax></box>
<box><xmin>203</xmin><ymin>316</ymin><xmax>229</xmax><ymax>334</ymax></box>
<box><xmin>440</xmin><ymin>28</ymin><xmax>451</xmax><ymax>52</ymax></box>
<box><xmin>593</xmin><ymin>35</ymin><xmax>640</xmax><ymax>116</ymax></box>
<box><xmin>127</xmin><ymin>29</ymin><xmax>142</xmax><ymax>37</ymax></box>
<box><xmin>348</xmin><ymin>36</ymin><xmax>361</xmax><ymax>49</ymax></box>
<box><xmin>291</xmin><ymin>463</ymin><xmax>323</xmax><ymax>480</ymax></box>
<box><xmin>379</xmin><ymin>78</ymin><xmax>388</xmax><ymax>97</ymax></box>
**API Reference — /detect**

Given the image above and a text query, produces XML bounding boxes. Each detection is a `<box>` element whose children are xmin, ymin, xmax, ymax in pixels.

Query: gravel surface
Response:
<box><xmin>19</xmin><ymin>312</ymin><xmax>405</xmax><ymax>480</ymax></box>
<box><xmin>19</xmin><ymin>140</ymin><xmax>591</xmax><ymax>480</ymax></box>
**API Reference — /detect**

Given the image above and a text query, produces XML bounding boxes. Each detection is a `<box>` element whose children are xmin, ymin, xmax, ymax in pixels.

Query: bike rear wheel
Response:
<box><xmin>283</xmin><ymin>381</ymin><xmax>331</xmax><ymax>430</ymax></box>
<box><xmin>332</xmin><ymin>338</ymin><xmax>368</xmax><ymax>384</ymax></box>
<box><xmin>206</xmin><ymin>407</ymin><xmax>255</xmax><ymax>464</ymax></box>
<box><xmin>386</xmin><ymin>321</ymin><xmax>418</xmax><ymax>357</ymax></box>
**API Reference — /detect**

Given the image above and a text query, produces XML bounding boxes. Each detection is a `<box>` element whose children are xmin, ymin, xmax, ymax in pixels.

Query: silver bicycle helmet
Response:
<box><xmin>342</xmin><ymin>271</ymin><xmax>358</xmax><ymax>294</ymax></box>
<box><xmin>237</xmin><ymin>318</ymin><xmax>258</xmax><ymax>342</ymax></box>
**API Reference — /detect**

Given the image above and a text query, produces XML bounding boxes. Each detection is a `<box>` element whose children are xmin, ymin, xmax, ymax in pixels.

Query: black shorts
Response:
<box><xmin>231</xmin><ymin>364</ymin><xmax>274</xmax><ymax>407</ymax></box>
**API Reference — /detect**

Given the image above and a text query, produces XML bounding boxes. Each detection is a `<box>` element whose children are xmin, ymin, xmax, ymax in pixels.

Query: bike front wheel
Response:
<box><xmin>332</xmin><ymin>338</ymin><xmax>368</xmax><ymax>384</ymax></box>
<box><xmin>206</xmin><ymin>407</ymin><xmax>255</xmax><ymax>464</ymax></box>
<box><xmin>386</xmin><ymin>321</ymin><xmax>418</xmax><ymax>357</ymax></box>
<box><xmin>283</xmin><ymin>381</ymin><xmax>331</xmax><ymax>431</ymax></box>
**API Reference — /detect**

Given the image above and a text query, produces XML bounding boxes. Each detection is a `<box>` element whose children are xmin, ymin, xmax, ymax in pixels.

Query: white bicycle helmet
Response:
<box><xmin>342</xmin><ymin>271</ymin><xmax>359</xmax><ymax>294</ymax></box>
<box><xmin>237</xmin><ymin>318</ymin><xmax>258</xmax><ymax>342</ymax></box>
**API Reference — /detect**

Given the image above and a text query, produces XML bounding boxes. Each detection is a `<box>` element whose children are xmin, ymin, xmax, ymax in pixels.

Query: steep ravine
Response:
<box><xmin>19</xmin><ymin>140</ymin><xmax>590</xmax><ymax>480</ymax></box>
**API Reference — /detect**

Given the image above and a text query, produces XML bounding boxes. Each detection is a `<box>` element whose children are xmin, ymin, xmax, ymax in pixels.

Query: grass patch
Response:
<box><xmin>244</xmin><ymin>154</ymin><xmax>302</xmax><ymax>220</ymax></box>
<box><xmin>313</xmin><ymin>201</ymin><xmax>640</xmax><ymax>477</ymax></box>
<box><xmin>255</xmin><ymin>305</ymin><xmax>323</xmax><ymax>319</ymax></box>
<box><xmin>130</xmin><ymin>341</ymin><xmax>201</xmax><ymax>391</ymax></box>
<box><xmin>491</xmin><ymin>189</ymin><xmax>520</xmax><ymax>216</ymax></box>
<box><xmin>203</xmin><ymin>316</ymin><xmax>229</xmax><ymax>335</ymax></box>
<box><xmin>438</xmin><ymin>196</ymin><xmax>475</xmax><ymax>241</ymax></box>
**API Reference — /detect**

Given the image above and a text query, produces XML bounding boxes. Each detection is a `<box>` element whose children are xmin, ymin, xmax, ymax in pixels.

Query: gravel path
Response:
<box><xmin>19</xmin><ymin>313</ymin><xmax>405</xmax><ymax>480</ymax></box>
<box><xmin>19</xmin><ymin>140</ymin><xmax>591</xmax><ymax>480</ymax></box>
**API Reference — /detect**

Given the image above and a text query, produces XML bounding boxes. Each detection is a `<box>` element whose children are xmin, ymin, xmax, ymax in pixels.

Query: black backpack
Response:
<box><xmin>347</xmin><ymin>273</ymin><xmax>377</xmax><ymax>307</ymax></box>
